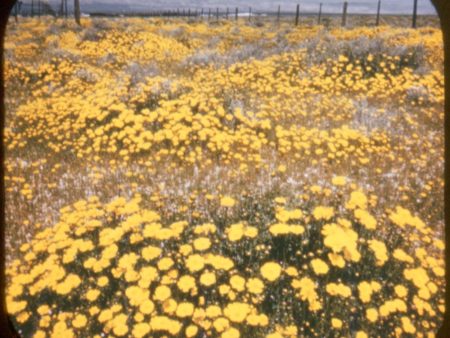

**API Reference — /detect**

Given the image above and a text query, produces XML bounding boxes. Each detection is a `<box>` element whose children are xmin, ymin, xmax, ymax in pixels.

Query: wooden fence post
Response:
<box><xmin>376</xmin><ymin>0</ymin><xmax>381</xmax><ymax>26</ymax></box>
<box><xmin>74</xmin><ymin>0</ymin><xmax>81</xmax><ymax>24</ymax></box>
<box><xmin>318</xmin><ymin>3</ymin><xmax>322</xmax><ymax>24</ymax></box>
<box><xmin>342</xmin><ymin>1</ymin><xmax>348</xmax><ymax>27</ymax></box>
<box><xmin>277</xmin><ymin>5</ymin><xmax>281</xmax><ymax>25</ymax></box>
<box><xmin>249</xmin><ymin>7</ymin><xmax>252</xmax><ymax>21</ymax></box>
<box><xmin>208</xmin><ymin>8</ymin><xmax>211</xmax><ymax>20</ymax></box>
<box><xmin>14</xmin><ymin>1</ymin><xmax>18</xmax><ymax>22</ymax></box>
<box><xmin>31</xmin><ymin>0</ymin><xmax>34</xmax><ymax>17</ymax></box>
<box><xmin>235</xmin><ymin>7</ymin><xmax>238</xmax><ymax>21</ymax></box>
<box><xmin>412</xmin><ymin>0</ymin><xmax>418</xmax><ymax>28</ymax></box>
<box><xmin>295</xmin><ymin>4</ymin><xmax>300</xmax><ymax>26</ymax></box>
<box><xmin>226</xmin><ymin>7</ymin><xmax>229</xmax><ymax>19</ymax></box>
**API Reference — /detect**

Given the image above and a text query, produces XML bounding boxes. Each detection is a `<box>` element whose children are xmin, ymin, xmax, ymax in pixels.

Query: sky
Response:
<box><xmin>47</xmin><ymin>0</ymin><xmax>437</xmax><ymax>15</ymax></box>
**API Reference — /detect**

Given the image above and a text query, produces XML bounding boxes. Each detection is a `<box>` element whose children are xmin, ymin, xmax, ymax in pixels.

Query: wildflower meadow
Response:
<box><xmin>3</xmin><ymin>16</ymin><xmax>445</xmax><ymax>338</ymax></box>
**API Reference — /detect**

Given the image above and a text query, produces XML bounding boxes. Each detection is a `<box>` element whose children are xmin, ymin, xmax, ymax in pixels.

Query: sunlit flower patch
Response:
<box><xmin>4</xmin><ymin>16</ymin><xmax>444</xmax><ymax>338</ymax></box>
<box><xmin>6</xmin><ymin>184</ymin><xmax>444</xmax><ymax>337</ymax></box>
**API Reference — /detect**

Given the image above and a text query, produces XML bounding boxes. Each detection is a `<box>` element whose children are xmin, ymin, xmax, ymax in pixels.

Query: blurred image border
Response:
<box><xmin>0</xmin><ymin>1</ymin><xmax>448</xmax><ymax>337</ymax></box>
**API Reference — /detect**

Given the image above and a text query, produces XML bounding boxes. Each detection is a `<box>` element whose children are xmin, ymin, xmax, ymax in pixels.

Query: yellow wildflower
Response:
<box><xmin>260</xmin><ymin>262</ymin><xmax>282</xmax><ymax>281</ymax></box>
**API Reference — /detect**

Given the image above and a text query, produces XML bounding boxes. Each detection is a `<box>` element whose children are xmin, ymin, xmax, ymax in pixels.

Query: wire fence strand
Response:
<box><xmin>11</xmin><ymin>0</ymin><xmax>436</xmax><ymax>29</ymax></box>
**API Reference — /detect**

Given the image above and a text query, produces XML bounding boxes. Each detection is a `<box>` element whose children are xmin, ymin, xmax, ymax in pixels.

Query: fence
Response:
<box><xmin>11</xmin><ymin>0</ymin><xmax>430</xmax><ymax>29</ymax></box>
<box><xmin>11</xmin><ymin>1</ymin><xmax>55</xmax><ymax>19</ymax></box>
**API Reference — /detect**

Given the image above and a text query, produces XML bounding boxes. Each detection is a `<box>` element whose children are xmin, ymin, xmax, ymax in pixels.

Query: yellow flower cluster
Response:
<box><xmin>5</xmin><ymin>182</ymin><xmax>444</xmax><ymax>337</ymax></box>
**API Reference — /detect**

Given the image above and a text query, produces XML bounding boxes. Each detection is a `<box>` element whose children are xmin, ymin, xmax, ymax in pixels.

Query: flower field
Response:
<box><xmin>4</xmin><ymin>17</ymin><xmax>445</xmax><ymax>337</ymax></box>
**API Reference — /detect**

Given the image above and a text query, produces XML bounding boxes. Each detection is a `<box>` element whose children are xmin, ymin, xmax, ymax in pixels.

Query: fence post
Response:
<box><xmin>249</xmin><ymin>7</ymin><xmax>252</xmax><ymax>22</ymax></box>
<box><xmin>208</xmin><ymin>8</ymin><xmax>211</xmax><ymax>20</ymax></box>
<box><xmin>226</xmin><ymin>7</ymin><xmax>229</xmax><ymax>19</ymax></box>
<box><xmin>412</xmin><ymin>0</ymin><xmax>418</xmax><ymax>28</ymax></box>
<box><xmin>295</xmin><ymin>4</ymin><xmax>300</xmax><ymax>26</ymax></box>
<box><xmin>277</xmin><ymin>5</ymin><xmax>281</xmax><ymax>25</ymax></box>
<box><xmin>318</xmin><ymin>3</ymin><xmax>322</xmax><ymax>24</ymax></box>
<box><xmin>376</xmin><ymin>0</ymin><xmax>381</xmax><ymax>26</ymax></box>
<box><xmin>235</xmin><ymin>7</ymin><xmax>238</xmax><ymax>21</ymax></box>
<box><xmin>201</xmin><ymin>8</ymin><xmax>204</xmax><ymax>19</ymax></box>
<box><xmin>216</xmin><ymin>7</ymin><xmax>219</xmax><ymax>20</ymax></box>
<box><xmin>31</xmin><ymin>0</ymin><xmax>34</xmax><ymax>17</ymax></box>
<box><xmin>14</xmin><ymin>1</ymin><xmax>18</xmax><ymax>22</ymax></box>
<box><xmin>65</xmin><ymin>0</ymin><xmax>68</xmax><ymax>18</ymax></box>
<box><xmin>74</xmin><ymin>0</ymin><xmax>81</xmax><ymax>24</ymax></box>
<box><xmin>342</xmin><ymin>1</ymin><xmax>348</xmax><ymax>27</ymax></box>
<box><xmin>38</xmin><ymin>0</ymin><xmax>41</xmax><ymax>18</ymax></box>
